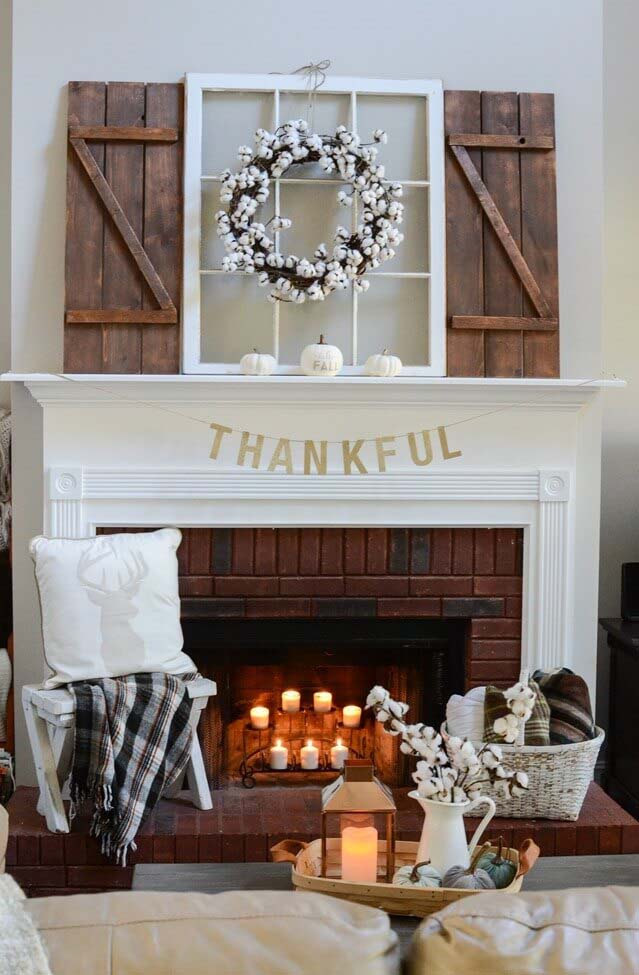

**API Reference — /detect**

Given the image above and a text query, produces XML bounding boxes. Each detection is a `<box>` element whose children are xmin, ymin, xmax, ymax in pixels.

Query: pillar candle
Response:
<box><xmin>269</xmin><ymin>739</ymin><xmax>288</xmax><ymax>770</ymax></box>
<box><xmin>341</xmin><ymin>825</ymin><xmax>378</xmax><ymax>883</ymax></box>
<box><xmin>250</xmin><ymin>706</ymin><xmax>269</xmax><ymax>730</ymax></box>
<box><xmin>281</xmin><ymin>690</ymin><xmax>301</xmax><ymax>713</ymax></box>
<box><xmin>330</xmin><ymin>738</ymin><xmax>349</xmax><ymax>770</ymax></box>
<box><xmin>300</xmin><ymin>739</ymin><xmax>319</xmax><ymax>770</ymax></box>
<box><xmin>342</xmin><ymin>705</ymin><xmax>361</xmax><ymax>728</ymax></box>
<box><xmin>313</xmin><ymin>691</ymin><xmax>332</xmax><ymax>713</ymax></box>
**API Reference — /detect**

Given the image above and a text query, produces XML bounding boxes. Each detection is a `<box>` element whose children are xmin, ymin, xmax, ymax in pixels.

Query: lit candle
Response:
<box><xmin>313</xmin><ymin>691</ymin><xmax>332</xmax><ymax>713</ymax></box>
<box><xmin>341</xmin><ymin>825</ymin><xmax>378</xmax><ymax>883</ymax></box>
<box><xmin>300</xmin><ymin>739</ymin><xmax>319</xmax><ymax>770</ymax></box>
<box><xmin>342</xmin><ymin>705</ymin><xmax>362</xmax><ymax>728</ymax></box>
<box><xmin>269</xmin><ymin>739</ymin><xmax>288</xmax><ymax>770</ymax></box>
<box><xmin>250</xmin><ymin>706</ymin><xmax>269</xmax><ymax>730</ymax></box>
<box><xmin>330</xmin><ymin>738</ymin><xmax>349</xmax><ymax>770</ymax></box>
<box><xmin>281</xmin><ymin>689</ymin><xmax>301</xmax><ymax>713</ymax></box>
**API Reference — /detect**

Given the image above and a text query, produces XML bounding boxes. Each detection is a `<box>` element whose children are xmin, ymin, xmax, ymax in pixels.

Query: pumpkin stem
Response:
<box><xmin>493</xmin><ymin>835</ymin><xmax>505</xmax><ymax>866</ymax></box>
<box><xmin>253</xmin><ymin>348</ymin><xmax>259</xmax><ymax>353</ymax></box>
<box><xmin>319</xmin><ymin>334</ymin><xmax>325</xmax><ymax>344</ymax></box>
<box><xmin>469</xmin><ymin>841</ymin><xmax>492</xmax><ymax>872</ymax></box>
<box><xmin>410</xmin><ymin>860</ymin><xmax>432</xmax><ymax>882</ymax></box>
<box><xmin>383</xmin><ymin>348</ymin><xmax>389</xmax><ymax>355</ymax></box>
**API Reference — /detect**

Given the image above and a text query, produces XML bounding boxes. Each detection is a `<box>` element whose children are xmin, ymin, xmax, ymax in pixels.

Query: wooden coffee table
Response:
<box><xmin>134</xmin><ymin>856</ymin><xmax>639</xmax><ymax>960</ymax></box>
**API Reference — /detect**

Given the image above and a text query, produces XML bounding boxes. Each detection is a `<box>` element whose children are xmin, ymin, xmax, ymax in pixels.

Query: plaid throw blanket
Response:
<box><xmin>70</xmin><ymin>672</ymin><xmax>196</xmax><ymax>865</ymax></box>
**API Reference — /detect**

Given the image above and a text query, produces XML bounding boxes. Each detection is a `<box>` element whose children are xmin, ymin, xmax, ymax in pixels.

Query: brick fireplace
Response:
<box><xmin>4</xmin><ymin>373</ymin><xmax>628</xmax><ymax>894</ymax></box>
<box><xmin>169</xmin><ymin>526</ymin><xmax>523</xmax><ymax>787</ymax></box>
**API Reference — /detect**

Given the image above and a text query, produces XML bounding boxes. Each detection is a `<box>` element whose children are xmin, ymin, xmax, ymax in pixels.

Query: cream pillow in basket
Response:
<box><xmin>30</xmin><ymin>529</ymin><xmax>195</xmax><ymax>688</ymax></box>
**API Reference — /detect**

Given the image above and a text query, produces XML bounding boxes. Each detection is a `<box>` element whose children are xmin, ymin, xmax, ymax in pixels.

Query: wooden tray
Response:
<box><xmin>273</xmin><ymin>838</ymin><xmax>530</xmax><ymax>918</ymax></box>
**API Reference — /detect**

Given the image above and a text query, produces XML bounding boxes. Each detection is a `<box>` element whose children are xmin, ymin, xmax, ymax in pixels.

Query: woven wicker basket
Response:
<box><xmin>444</xmin><ymin>668</ymin><xmax>604</xmax><ymax>820</ymax></box>
<box><xmin>480</xmin><ymin>728</ymin><xmax>604</xmax><ymax>820</ymax></box>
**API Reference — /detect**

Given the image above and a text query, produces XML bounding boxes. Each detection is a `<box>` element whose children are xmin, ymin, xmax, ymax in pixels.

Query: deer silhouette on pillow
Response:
<box><xmin>77</xmin><ymin>545</ymin><xmax>149</xmax><ymax>672</ymax></box>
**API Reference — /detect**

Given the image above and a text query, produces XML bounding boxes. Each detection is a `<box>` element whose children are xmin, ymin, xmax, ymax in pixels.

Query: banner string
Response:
<box><xmin>52</xmin><ymin>373</ymin><xmax>616</xmax><ymax>446</ymax></box>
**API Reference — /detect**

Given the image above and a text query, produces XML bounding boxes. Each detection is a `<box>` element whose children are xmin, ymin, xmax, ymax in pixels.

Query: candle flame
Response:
<box><xmin>276</xmin><ymin>739</ymin><xmax>282</xmax><ymax>747</ymax></box>
<box><xmin>337</xmin><ymin>737</ymin><xmax>342</xmax><ymax>746</ymax></box>
<box><xmin>307</xmin><ymin>739</ymin><xmax>312</xmax><ymax>747</ymax></box>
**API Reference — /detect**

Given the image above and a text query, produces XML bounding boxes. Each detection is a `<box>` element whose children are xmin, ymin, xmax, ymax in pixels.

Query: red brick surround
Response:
<box><xmin>175</xmin><ymin>527</ymin><xmax>524</xmax><ymax>687</ymax></box>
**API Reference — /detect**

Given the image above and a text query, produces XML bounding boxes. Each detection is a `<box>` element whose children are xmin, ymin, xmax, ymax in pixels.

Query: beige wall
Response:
<box><xmin>0</xmin><ymin>0</ymin><xmax>10</xmax><ymax>409</ymax></box>
<box><xmin>597</xmin><ymin>0</ymin><xmax>639</xmax><ymax>723</ymax></box>
<box><xmin>6</xmin><ymin>0</ymin><xmax>605</xmax><ymax>782</ymax></box>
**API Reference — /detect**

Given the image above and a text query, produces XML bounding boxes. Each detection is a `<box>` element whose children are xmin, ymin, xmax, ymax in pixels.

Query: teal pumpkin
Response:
<box><xmin>393</xmin><ymin>860</ymin><xmax>442</xmax><ymax>888</ymax></box>
<box><xmin>475</xmin><ymin>836</ymin><xmax>517</xmax><ymax>890</ymax></box>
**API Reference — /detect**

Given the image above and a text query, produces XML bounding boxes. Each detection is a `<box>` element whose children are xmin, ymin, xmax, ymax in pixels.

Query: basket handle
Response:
<box><xmin>270</xmin><ymin>839</ymin><xmax>309</xmax><ymax>863</ymax></box>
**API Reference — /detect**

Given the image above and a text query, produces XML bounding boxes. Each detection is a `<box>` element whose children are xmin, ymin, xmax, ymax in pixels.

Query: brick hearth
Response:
<box><xmin>6</xmin><ymin>783</ymin><xmax>639</xmax><ymax>897</ymax></box>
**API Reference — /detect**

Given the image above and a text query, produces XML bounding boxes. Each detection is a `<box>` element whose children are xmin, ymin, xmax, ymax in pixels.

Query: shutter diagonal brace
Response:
<box><xmin>66</xmin><ymin>131</ymin><xmax>178</xmax><ymax>325</ymax></box>
<box><xmin>448</xmin><ymin>139</ymin><xmax>557</xmax><ymax>331</ymax></box>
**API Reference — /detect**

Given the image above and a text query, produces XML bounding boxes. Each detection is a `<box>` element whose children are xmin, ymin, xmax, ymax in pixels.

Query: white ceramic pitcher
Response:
<box><xmin>408</xmin><ymin>791</ymin><xmax>497</xmax><ymax>876</ymax></box>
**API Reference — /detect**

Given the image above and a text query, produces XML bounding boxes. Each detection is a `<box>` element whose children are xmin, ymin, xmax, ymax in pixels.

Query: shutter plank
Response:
<box><xmin>102</xmin><ymin>82</ymin><xmax>145</xmax><ymax>373</ymax></box>
<box><xmin>64</xmin><ymin>82</ymin><xmax>106</xmax><ymax>371</ymax></box>
<box><xmin>481</xmin><ymin>92</ymin><xmax>523</xmax><ymax>377</ymax></box>
<box><xmin>142</xmin><ymin>83</ymin><xmax>183</xmax><ymax>373</ymax></box>
<box><xmin>519</xmin><ymin>93</ymin><xmax>559</xmax><ymax>377</ymax></box>
<box><xmin>445</xmin><ymin>91</ymin><xmax>484</xmax><ymax>376</ymax></box>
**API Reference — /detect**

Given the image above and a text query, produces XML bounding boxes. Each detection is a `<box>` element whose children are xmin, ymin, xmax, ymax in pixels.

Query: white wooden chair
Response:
<box><xmin>22</xmin><ymin>676</ymin><xmax>216</xmax><ymax>833</ymax></box>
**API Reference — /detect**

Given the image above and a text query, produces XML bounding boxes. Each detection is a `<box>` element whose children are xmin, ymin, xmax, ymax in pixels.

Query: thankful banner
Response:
<box><xmin>209</xmin><ymin>422</ymin><xmax>463</xmax><ymax>474</ymax></box>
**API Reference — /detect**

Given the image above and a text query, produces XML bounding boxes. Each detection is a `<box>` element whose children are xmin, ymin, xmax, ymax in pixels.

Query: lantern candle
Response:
<box><xmin>342</xmin><ymin>705</ymin><xmax>361</xmax><ymax>728</ymax></box>
<box><xmin>300</xmin><ymin>739</ymin><xmax>319</xmax><ymax>770</ymax></box>
<box><xmin>341</xmin><ymin>825</ymin><xmax>378</xmax><ymax>883</ymax></box>
<box><xmin>281</xmin><ymin>689</ymin><xmax>301</xmax><ymax>713</ymax></box>
<box><xmin>313</xmin><ymin>691</ymin><xmax>332</xmax><ymax>713</ymax></box>
<box><xmin>330</xmin><ymin>738</ymin><xmax>349</xmax><ymax>770</ymax></box>
<box><xmin>250</xmin><ymin>706</ymin><xmax>269</xmax><ymax>730</ymax></box>
<box><xmin>269</xmin><ymin>739</ymin><xmax>288</xmax><ymax>770</ymax></box>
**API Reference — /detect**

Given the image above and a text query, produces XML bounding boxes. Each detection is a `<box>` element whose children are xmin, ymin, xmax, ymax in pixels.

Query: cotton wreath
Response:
<box><xmin>215</xmin><ymin>119</ymin><xmax>404</xmax><ymax>303</ymax></box>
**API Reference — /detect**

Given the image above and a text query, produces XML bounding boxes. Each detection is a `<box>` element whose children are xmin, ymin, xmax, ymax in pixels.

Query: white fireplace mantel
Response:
<box><xmin>3</xmin><ymin>372</ymin><xmax>625</xmax><ymax>698</ymax></box>
<box><xmin>5</xmin><ymin>373</ymin><xmax>623</xmax><ymax>410</ymax></box>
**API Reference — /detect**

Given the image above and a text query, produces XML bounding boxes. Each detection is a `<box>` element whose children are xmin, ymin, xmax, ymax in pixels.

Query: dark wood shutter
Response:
<box><xmin>445</xmin><ymin>91</ymin><xmax>559</xmax><ymax>377</ymax></box>
<box><xmin>64</xmin><ymin>82</ymin><xmax>183</xmax><ymax>373</ymax></box>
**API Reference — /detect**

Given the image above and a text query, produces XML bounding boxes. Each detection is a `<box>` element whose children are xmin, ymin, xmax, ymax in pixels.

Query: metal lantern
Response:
<box><xmin>321</xmin><ymin>759</ymin><xmax>396</xmax><ymax>882</ymax></box>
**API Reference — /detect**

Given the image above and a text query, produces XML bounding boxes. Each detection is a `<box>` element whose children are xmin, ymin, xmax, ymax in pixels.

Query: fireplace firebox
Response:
<box><xmin>183</xmin><ymin>615</ymin><xmax>466</xmax><ymax>788</ymax></box>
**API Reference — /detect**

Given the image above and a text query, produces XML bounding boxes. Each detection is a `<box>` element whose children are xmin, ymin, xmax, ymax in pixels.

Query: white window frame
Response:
<box><xmin>183</xmin><ymin>73</ymin><xmax>446</xmax><ymax>376</ymax></box>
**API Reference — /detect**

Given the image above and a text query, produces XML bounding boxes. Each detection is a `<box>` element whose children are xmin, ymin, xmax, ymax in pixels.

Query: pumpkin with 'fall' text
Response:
<box><xmin>300</xmin><ymin>335</ymin><xmax>343</xmax><ymax>376</ymax></box>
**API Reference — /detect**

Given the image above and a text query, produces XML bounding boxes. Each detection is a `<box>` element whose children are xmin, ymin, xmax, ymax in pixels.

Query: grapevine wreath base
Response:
<box><xmin>215</xmin><ymin>119</ymin><xmax>404</xmax><ymax>304</ymax></box>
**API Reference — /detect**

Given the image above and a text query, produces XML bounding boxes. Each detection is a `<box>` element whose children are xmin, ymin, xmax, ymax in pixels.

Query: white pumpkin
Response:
<box><xmin>393</xmin><ymin>861</ymin><xmax>442</xmax><ymax>888</ymax></box>
<box><xmin>364</xmin><ymin>349</ymin><xmax>402</xmax><ymax>377</ymax></box>
<box><xmin>240</xmin><ymin>349</ymin><xmax>276</xmax><ymax>376</ymax></box>
<box><xmin>300</xmin><ymin>335</ymin><xmax>343</xmax><ymax>377</ymax></box>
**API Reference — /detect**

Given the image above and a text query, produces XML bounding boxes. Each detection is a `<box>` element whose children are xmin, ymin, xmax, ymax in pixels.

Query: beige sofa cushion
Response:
<box><xmin>410</xmin><ymin>886</ymin><xmax>639</xmax><ymax>975</ymax></box>
<box><xmin>28</xmin><ymin>888</ymin><xmax>398</xmax><ymax>975</ymax></box>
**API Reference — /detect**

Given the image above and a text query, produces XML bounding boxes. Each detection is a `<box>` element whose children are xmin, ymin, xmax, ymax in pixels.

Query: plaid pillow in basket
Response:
<box><xmin>532</xmin><ymin>668</ymin><xmax>596</xmax><ymax>744</ymax></box>
<box><xmin>483</xmin><ymin>679</ymin><xmax>551</xmax><ymax>746</ymax></box>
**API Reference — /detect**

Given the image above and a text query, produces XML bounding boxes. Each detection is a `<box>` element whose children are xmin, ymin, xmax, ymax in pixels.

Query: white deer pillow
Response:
<box><xmin>30</xmin><ymin>528</ymin><xmax>195</xmax><ymax>688</ymax></box>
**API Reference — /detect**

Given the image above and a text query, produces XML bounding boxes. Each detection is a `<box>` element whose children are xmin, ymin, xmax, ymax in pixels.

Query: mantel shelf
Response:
<box><xmin>1</xmin><ymin>372</ymin><xmax>625</xmax><ymax>411</ymax></box>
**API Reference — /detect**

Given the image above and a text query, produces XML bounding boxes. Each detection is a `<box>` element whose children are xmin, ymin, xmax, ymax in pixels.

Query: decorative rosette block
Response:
<box><xmin>215</xmin><ymin>120</ymin><xmax>404</xmax><ymax>303</ymax></box>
